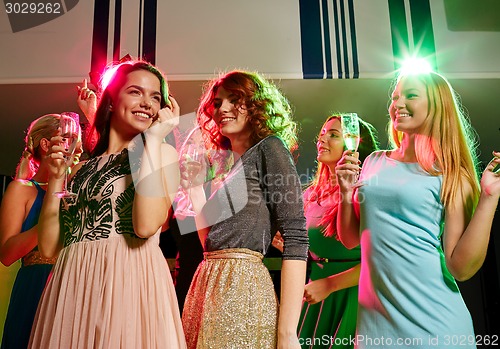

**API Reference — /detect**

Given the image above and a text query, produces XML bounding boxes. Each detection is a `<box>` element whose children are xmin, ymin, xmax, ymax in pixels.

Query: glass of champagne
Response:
<box><xmin>176</xmin><ymin>143</ymin><xmax>203</xmax><ymax>217</ymax></box>
<box><xmin>341</xmin><ymin>113</ymin><xmax>361</xmax><ymax>184</ymax></box>
<box><xmin>53</xmin><ymin>112</ymin><xmax>80</xmax><ymax>199</ymax></box>
<box><xmin>491</xmin><ymin>159</ymin><xmax>500</xmax><ymax>174</ymax></box>
<box><xmin>494</xmin><ymin>163</ymin><xmax>500</xmax><ymax>174</ymax></box>
<box><xmin>341</xmin><ymin>113</ymin><xmax>361</xmax><ymax>152</ymax></box>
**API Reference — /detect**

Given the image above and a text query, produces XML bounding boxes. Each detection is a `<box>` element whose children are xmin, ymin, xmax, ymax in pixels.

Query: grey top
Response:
<box><xmin>203</xmin><ymin>136</ymin><xmax>308</xmax><ymax>260</ymax></box>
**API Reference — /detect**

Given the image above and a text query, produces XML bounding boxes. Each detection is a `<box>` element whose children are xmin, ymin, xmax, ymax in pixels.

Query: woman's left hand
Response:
<box><xmin>303</xmin><ymin>278</ymin><xmax>331</xmax><ymax>304</ymax></box>
<box><xmin>77</xmin><ymin>79</ymin><xmax>97</xmax><ymax>123</ymax></box>
<box><xmin>481</xmin><ymin>151</ymin><xmax>500</xmax><ymax>198</ymax></box>
<box><xmin>147</xmin><ymin>95</ymin><xmax>180</xmax><ymax>139</ymax></box>
<box><xmin>272</xmin><ymin>231</ymin><xmax>284</xmax><ymax>253</ymax></box>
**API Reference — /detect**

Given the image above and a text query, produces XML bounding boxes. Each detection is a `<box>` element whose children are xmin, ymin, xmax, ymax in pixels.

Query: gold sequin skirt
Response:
<box><xmin>182</xmin><ymin>248</ymin><xmax>278</xmax><ymax>349</ymax></box>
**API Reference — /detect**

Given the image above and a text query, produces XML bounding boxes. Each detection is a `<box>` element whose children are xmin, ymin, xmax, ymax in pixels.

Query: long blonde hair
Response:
<box><xmin>388</xmin><ymin>72</ymin><xmax>480</xmax><ymax>208</ymax></box>
<box><xmin>15</xmin><ymin>114</ymin><xmax>60</xmax><ymax>180</ymax></box>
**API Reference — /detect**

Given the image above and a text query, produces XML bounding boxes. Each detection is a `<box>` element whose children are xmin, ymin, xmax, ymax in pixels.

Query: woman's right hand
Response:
<box><xmin>481</xmin><ymin>151</ymin><xmax>500</xmax><ymax>198</ymax></box>
<box><xmin>335</xmin><ymin>150</ymin><xmax>361</xmax><ymax>192</ymax></box>
<box><xmin>46</xmin><ymin>135</ymin><xmax>71</xmax><ymax>180</ymax></box>
<box><xmin>303</xmin><ymin>278</ymin><xmax>331</xmax><ymax>304</ymax></box>
<box><xmin>179</xmin><ymin>153</ymin><xmax>205</xmax><ymax>190</ymax></box>
<box><xmin>77</xmin><ymin>78</ymin><xmax>97</xmax><ymax>123</ymax></box>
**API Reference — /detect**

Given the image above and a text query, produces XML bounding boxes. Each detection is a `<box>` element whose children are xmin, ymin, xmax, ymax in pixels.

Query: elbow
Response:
<box><xmin>0</xmin><ymin>246</ymin><xmax>16</xmax><ymax>266</ymax></box>
<box><xmin>134</xmin><ymin>231</ymin><xmax>156</xmax><ymax>239</ymax></box>
<box><xmin>342</xmin><ymin>241</ymin><xmax>359</xmax><ymax>250</ymax></box>
<box><xmin>337</xmin><ymin>235</ymin><xmax>360</xmax><ymax>250</ymax></box>
<box><xmin>336</xmin><ymin>221</ymin><xmax>360</xmax><ymax>249</ymax></box>
<box><xmin>0</xmin><ymin>255</ymin><xmax>15</xmax><ymax>267</ymax></box>
<box><xmin>133</xmin><ymin>222</ymin><xmax>159</xmax><ymax>239</ymax></box>
<box><xmin>452</xmin><ymin>268</ymin><xmax>475</xmax><ymax>282</ymax></box>
<box><xmin>454</xmin><ymin>274</ymin><xmax>472</xmax><ymax>282</ymax></box>
<box><xmin>447</xmin><ymin>258</ymin><xmax>484</xmax><ymax>282</ymax></box>
<box><xmin>38</xmin><ymin>246</ymin><xmax>58</xmax><ymax>260</ymax></box>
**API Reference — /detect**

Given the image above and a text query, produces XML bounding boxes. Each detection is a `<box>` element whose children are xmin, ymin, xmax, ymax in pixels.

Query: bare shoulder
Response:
<box><xmin>3</xmin><ymin>179</ymin><xmax>37</xmax><ymax>198</ymax></box>
<box><xmin>0</xmin><ymin>179</ymin><xmax>36</xmax><ymax>210</ymax></box>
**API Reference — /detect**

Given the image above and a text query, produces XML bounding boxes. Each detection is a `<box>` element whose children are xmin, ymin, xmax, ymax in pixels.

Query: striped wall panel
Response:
<box><xmin>1</xmin><ymin>0</ymin><xmax>499</xmax><ymax>83</ymax></box>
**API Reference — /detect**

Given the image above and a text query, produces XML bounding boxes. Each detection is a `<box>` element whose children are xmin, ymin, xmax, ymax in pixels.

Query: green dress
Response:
<box><xmin>298</xmin><ymin>189</ymin><xmax>360</xmax><ymax>349</ymax></box>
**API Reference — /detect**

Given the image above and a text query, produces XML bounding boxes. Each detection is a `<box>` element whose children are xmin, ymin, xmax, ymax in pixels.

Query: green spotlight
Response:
<box><xmin>400</xmin><ymin>57</ymin><xmax>433</xmax><ymax>75</ymax></box>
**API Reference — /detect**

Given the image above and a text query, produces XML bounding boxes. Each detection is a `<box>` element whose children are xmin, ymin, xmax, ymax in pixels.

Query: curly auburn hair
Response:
<box><xmin>197</xmin><ymin>70</ymin><xmax>298</xmax><ymax>154</ymax></box>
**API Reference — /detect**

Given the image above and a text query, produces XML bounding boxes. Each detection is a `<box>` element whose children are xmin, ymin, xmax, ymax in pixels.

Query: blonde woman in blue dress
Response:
<box><xmin>0</xmin><ymin>114</ymin><xmax>74</xmax><ymax>349</ymax></box>
<box><xmin>336</xmin><ymin>70</ymin><xmax>500</xmax><ymax>348</ymax></box>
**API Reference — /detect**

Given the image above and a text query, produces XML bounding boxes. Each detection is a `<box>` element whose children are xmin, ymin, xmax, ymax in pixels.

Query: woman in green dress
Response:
<box><xmin>275</xmin><ymin>114</ymin><xmax>378</xmax><ymax>348</ymax></box>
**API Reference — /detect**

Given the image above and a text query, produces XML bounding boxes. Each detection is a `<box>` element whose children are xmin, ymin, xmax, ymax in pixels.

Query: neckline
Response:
<box><xmin>96</xmin><ymin>148</ymin><xmax>128</xmax><ymax>158</ymax></box>
<box><xmin>30</xmin><ymin>179</ymin><xmax>48</xmax><ymax>186</ymax></box>
<box><xmin>241</xmin><ymin>135</ymin><xmax>278</xmax><ymax>158</ymax></box>
<box><xmin>384</xmin><ymin>150</ymin><xmax>418</xmax><ymax>164</ymax></box>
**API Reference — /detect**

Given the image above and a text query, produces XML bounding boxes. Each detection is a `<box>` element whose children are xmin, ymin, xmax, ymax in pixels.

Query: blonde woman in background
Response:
<box><xmin>0</xmin><ymin>113</ymin><xmax>80</xmax><ymax>349</ymax></box>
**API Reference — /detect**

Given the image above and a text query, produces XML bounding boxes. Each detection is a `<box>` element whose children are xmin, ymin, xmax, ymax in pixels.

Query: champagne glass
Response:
<box><xmin>341</xmin><ymin>113</ymin><xmax>361</xmax><ymax>184</ymax></box>
<box><xmin>341</xmin><ymin>113</ymin><xmax>361</xmax><ymax>152</ymax></box>
<box><xmin>53</xmin><ymin>112</ymin><xmax>80</xmax><ymax>199</ymax></box>
<box><xmin>494</xmin><ymin>163</ymin><xmax>500</xmax><ymax>174</ymax></box>
<box><xmin>491</xmin><ymin>159</ymin><xmax>500</xmax><ymax>174</ymax></box>
<box><xmin>176</xmin><ymin>143</ymin><xmax>203</xmax><ymax>217</ymax></box>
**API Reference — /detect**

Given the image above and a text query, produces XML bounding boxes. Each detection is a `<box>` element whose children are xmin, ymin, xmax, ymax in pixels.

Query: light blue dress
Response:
<box><xmin>356</xmin><ymin>151</ymin><xmax>475</xmax><ymax>349</ymax></box>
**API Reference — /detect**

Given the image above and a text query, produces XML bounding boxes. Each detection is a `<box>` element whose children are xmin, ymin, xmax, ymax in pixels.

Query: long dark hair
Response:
<box><xmin>85</xmin><ymin>60</ymin><xmax>170</xmax><ymax>157</ymax></box>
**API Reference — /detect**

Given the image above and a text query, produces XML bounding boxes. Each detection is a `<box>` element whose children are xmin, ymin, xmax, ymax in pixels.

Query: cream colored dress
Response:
<box><xmin>29</xmin><ymin>149</ymin><xmax>187</xmax><ymax>349</ymax></box>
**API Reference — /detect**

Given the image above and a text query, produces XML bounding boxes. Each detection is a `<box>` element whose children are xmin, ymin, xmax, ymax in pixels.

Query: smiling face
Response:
<box><xmin>317</xmin><ymin>117</ymin><xmax>344</xmax><ymax>166</ymax></box>
<box><xmin>212</xmin><ymin>86</ymin><xmax>252</xmax><ymax>144</ymax></box>
<box><xmin>389</xmin><ymin>75</ymin><xmax>429</xmax><ymax>134</ymax></box>
<box><xmin>110</xmin><ymin>69</ymin><xmax>162</xmax><ymax>138</ymax></box>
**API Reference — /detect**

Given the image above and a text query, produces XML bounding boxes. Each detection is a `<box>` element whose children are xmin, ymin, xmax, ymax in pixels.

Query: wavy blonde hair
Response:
<box><xmin>388</xmin><ymin>72</ymin><xmax>480</xmax><ymax>208</ymax></box>
<box><xmin>15</xmin><ymin>114</ymin><xmax>61</xmax><ymax>180</ymax></box>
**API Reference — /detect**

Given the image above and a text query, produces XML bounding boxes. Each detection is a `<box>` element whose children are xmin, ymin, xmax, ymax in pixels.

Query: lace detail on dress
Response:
<box><xmin>62</xmin><ymin>149</ymin><xmax>140</xmax><ymax>246</ymax></box>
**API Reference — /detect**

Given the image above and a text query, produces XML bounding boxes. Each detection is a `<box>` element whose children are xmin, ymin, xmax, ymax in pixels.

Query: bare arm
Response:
<box><xmin>303</xmin><ymin>263</ymin><xmax>360</xmax><ymax>304</ymax></box>
<box><xmin>0</xmin><ymin>181</ymin><xmax>39</xmax><ymax>266</ymax></box>
<box><xmin>335</xmin><ymin>151</ymin><xmax>361</xmax><ymax>249</ymax></box>
<box><xmin>77</xmin><ymin>78</ymin><xmax>97</xmax><ymax>124</ymax></box>
<box><xmin>278</xmin><ymin>259</ymin><xmax>307</xmax><ymax>349</ymax></box>
<box><xmin>178</xmin><ymin>146</ymin><xmax>211</xmax><ymax>248</ymax></box>
<box><xmin>444</xmin><ymin>155</ymin><xmax>500</xmax><ymax>280</ymax></box>
<box><xmin>188</xmin><ymin>185</ymin><xmax>209</xmax><ymax>248</ymax></box>
<box><xmin>37</xmin><ymin>141</ymin><xmax>73</xmax><ymax>258</ymax></box>
<box><xmin>133</xmin><ymin>130</ymin><xmax>180</xmax><ymax>238</ymax></box>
